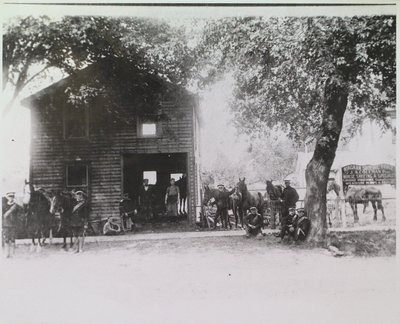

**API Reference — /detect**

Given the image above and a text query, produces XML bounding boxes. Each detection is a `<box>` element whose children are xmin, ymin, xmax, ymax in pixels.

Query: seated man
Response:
<box><xmin>277</xmin><ymin>207</ymin><xmax>297</xmax><ymax>241</ymax></box>
<box><xmin>245</xmin><ymin>207</ymin><xmax>263</xmax><ymax>238</ymax></box>
<box><xmin>292</xmin><ymin>208</ymin><xmax>311</xmax><ymax>241</ymax></box>
<box><xmin>103</xmin><ymin>216</ymin><xmax>122</xmax><ymax>236</ymax></box>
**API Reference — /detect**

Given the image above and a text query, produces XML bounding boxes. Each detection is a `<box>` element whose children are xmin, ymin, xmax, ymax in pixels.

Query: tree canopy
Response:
<box><xmin>2</xmin><ymin>15</ymin><xmax>194</xmax><ymax>115</ymax></box>
<box><xmin>197</xmin><ymin>16</ymin><xmax>395</xmax><ymax>143</ymax></box>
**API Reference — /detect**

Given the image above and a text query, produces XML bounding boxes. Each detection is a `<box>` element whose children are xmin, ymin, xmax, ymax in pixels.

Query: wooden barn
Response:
<box><xmin>22</xmin><ymin>58</ymin><xmax>202</xmax><ymax>226</ymax></box>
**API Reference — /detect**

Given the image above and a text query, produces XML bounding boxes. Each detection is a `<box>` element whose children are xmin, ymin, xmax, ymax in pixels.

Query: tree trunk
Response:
<box><xmin>305</xmin><ymin>77</ymin><xmax>348</xmax><ymax>245</ymax></box>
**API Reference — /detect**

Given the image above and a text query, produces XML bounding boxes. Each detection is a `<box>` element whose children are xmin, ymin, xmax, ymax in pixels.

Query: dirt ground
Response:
<box><xmin>0</xmin><ymin>234</ymin><xmax>398</xmax><ymax>324</ymax></box>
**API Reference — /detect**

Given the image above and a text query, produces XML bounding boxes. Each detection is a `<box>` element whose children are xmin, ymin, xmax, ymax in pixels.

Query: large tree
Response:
<box><xmin>2</xmin><ymin>15</ymin><xmax>193</xmax><ymax>115</ymax></box>
<box><xmin>197</xmin><ymin>16</ymin><xmax>395</xmax><ymax>243</ymax></box>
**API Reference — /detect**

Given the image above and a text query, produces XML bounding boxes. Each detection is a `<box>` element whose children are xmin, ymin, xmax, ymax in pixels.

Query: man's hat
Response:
<box><xmin>288</xmin><ymin>207</ymin><xmax>296</xmax><ymax>212</ymax></box>
<box><xmin>5</xmin><ymin>192</ymin><xmax>15</xmax><ymax>197</ymax></box>
<box><xmin>284</xmin><ymin>179</ymin><xmax>291</xmax><ymax>183</ymax></box>
<box><xmin>250</xmin><ymin>206</ymin><xmax>257</xmax><ymax>211</ymax></box>
<box><xmin>75</xmin><ymin>190</ymin><xmax>87</xmax><ymax>197</ymax></box>
<box><xmin>217</xmin><ymin>184</ymin><xmax>225</xmax><ymax>187</ymax></box>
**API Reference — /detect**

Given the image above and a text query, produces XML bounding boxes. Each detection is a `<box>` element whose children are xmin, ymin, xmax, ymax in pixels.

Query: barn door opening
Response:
<box><xmin>123</xmin><ymin>153</ymin><xmax>188</xmax><ymax>223</ymax></box>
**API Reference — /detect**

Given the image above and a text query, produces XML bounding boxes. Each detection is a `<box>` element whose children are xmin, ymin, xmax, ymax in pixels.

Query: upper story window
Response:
<box><xmin>63</xmin><ymin>106</ymin><xmax>89</xmax><ymax>139</ymax></box>
<box><xmin>138</xmin><ymin>115</ymin><xmax>160</xmax><ymax>138</ymax></box>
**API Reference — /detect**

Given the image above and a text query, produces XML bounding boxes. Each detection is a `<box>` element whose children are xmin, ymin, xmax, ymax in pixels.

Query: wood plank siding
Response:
<box><xmin>26</xmin><ymin>61</ymin><xmax>200</xmax><ymax>225</ymax></box>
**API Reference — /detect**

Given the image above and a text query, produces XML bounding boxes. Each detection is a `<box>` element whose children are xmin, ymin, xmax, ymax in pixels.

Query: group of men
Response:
<box><xmin>105</xmin><ymin>177</ymin><xmax>184</xmax><ymax>235</ymax></box>
<box><xmin>210</xmin><ymin>179</ymin><xmax>309</xmax><ymax>242</ymax></box>
<box><xmin>2</xmin><ymin>189</ymin><xmax>89</xmax><ymax>257</ymax></box>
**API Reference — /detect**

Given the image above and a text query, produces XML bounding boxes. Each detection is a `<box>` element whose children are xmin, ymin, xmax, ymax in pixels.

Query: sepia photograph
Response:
<box><xmin>1</xmin><ymin>1</ymin><xmax>398</xmax><ymax>323</ymax></box>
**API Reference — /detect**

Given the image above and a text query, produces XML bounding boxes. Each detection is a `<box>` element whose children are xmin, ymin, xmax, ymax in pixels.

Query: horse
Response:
<box><xmin>230</xmin><ymin>187</ymin><xmax>244</xmax><ymax>228</ymax></box>
<box><xmin>265</xmin><ymin>180</ymin><xmax>284</xmax><ymax>229</ymax></box>
<box><xmin>203</xmin><ymin>185</ymin><xmax>236</xmax><ymax>229</ymax></box>
<box><xmin>326</xmin><ymin>180</ymin><xmax>342</xmax><ymax>227</ymax></box>
<box><xmin>23</xmin><ymin>182</ymin><xmax>54</xmax><ymax>250</ymax></box>
<box><xmin>345</xmin><ymin>186</ymin><xmax>386</xmax><ymax>223</ymax></box>
<box><xmin>176</xmin><ymin>174</ymin><xmax>187</xmax><ymax>215</ymax></box>
<box><xmin>237</xmin><ymin>178</ymin><xmax>264</xmax><ymax>222</ymax></box>
<box><xmin>50</xmin><ymin>190</ymin><xmax>75</xmax><ymax>250</ymax></box>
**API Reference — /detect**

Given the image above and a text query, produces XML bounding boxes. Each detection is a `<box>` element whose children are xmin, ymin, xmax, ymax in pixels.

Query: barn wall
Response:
<box><xmin>30</xmin><ymin>98</ymin><xmax>197</xmax><ymax>224</ymax></box>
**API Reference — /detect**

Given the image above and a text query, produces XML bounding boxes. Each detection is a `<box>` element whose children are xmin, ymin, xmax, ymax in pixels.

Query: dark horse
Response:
<box><xmin>265</xmin><ymin>180</ymin><xmax>284</xmax><ymax>229</ymax></box>
<box><xmin>24</xmin><ymin>182</ymin><xmax>54</xmax><ymax>250</ymax></box>
<box><xmin>230</xmin><ymin>187</ymin><xmax>243</xmax><ymax>228</ymax></box>
<box><xmin>50</xmin><ymin>190</ymin><xmax>75</xmax><ymax>249</ymax></box>
<box><xmin>202</xmin><ymin>185</ymin><xmax>234</xmax><ymax>229</ymax></box>
<box><xmin>345</xmin><ymin>186</ymin><xmax>386</xmax><ymax>223</ymax></box>
<box><xmin>176</xmin><ymin>174</ymin><xmax>187</xmax><ymax>215</ymax></box>
<box><xmin>237</xmin><ymin>178</ymin><xmax>264</xmax><ymax>221</ymax></box>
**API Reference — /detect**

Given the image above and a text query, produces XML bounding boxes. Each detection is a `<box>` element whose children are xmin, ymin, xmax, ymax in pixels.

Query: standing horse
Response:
<box><xmin>230</xmin><ymin>187</ymin><xmax>243</xmax><ymax>228</ymax></box>
<box><xmin>345</xmin><ymin>186</ymin><xmax>386</xmax><ymax>223</ymax></box>
<box><xmin>24</xmin><ymin>183</ymin><xmax>54</xmax><ymax>250</ymax></box>
<box><xmin>237</xmin><ymin>178</ymin><xmax>264</xmax><ymax>222</ymax></box>
<box><xmin>176</xmin><ymin>174</ymin><xmax>187</xmax><ymax>215</ymax></box>
<box><xmin>265</xmin><ymin>180</ymin><xmax>283</xmax><ymax>229</ymax></box>
<box><xmin>50</xmin><ymin>190</ymin><xmax>75</xmax><ymax>250</ymax></box>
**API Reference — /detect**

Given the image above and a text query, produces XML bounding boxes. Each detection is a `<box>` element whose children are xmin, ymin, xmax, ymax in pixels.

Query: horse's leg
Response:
<box><xmin>378</xmin><ymin>200</ymin><xmax>386</xmax><ymax>221</ymax></box>
<box><xmin>226</xmin><ymin>209</ymin><xmax>231</xmax><ymax>229</ymax></box>
<box><xmin>234</xmin><ymin>203</ymin><xmax>238</xmax><ymax>228</ymax></box>
<box><xmin>352</xmin><ymin>203</ymin><xmax>359</xmax><ymax>223</ymax></box>
<box><xmin>371</xmin><ymin>200</ymin><xmax>377</xmax><ymax>221</ymax></box>
<box><xmin>49</xmin><ymin>228</ymin><xmax>53</xmax><ymax>246</ymax></box>
<box><xmin>363</xmin><ymin>201</ymin><xmax>368</xmax><ymax>214</ymax></box>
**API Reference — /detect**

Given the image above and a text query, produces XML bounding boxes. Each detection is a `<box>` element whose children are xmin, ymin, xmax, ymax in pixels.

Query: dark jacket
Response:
<box><xmin>139</xmin><ymin>185</ymin><xmax>153</xmax><ymax>206</ymax></box>
<box><xmin>70</xmin><ymin>200</ymin><xmax>88</xmax><ymax>227</ymax></box>
<box><xmin>2</xmin><ymin>201</ymin><xmax>24</xmax><ymax>228</ymax></box>
<box><xmin>215</xmin><ymin>188</ymin><xmax>235</xmax><ymax>209</ymax></box>
<box><xmin>281</xmin><ymin>186</ymin><xmax>299</xmax><ymax>208</ymax></box>
<box><xmin>246</xmin><ymin>212</ymin><xmax>263</xmax><ymax>229</ymax></box>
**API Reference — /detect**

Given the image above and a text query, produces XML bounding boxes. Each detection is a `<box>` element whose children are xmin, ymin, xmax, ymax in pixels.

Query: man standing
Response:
<box><xmin>245</xmin><ymin>207</ymin><xmax>263</xmax><ymax>238</ymax></box>
<box><xmin>213</xmin><ymin>184</ymin><xmax>235</xmax><ymax>229</ymax></box>
<box><xmin>2</xmin><ymin>192</ymin><xmax>24</xmax><ymax>258</ymax></box>
<box><xmin>119</xmin><ymin>193</ymin><xmax>136</xmax><ymax>231</ymax></box>
<box><xmin>139</xmin><ymin>179</ymin><xmax>153</xmax><ymax>222</ymax></box>
<box><xmin>165</xmin><ymin>178</ymin><xmax>180</xmax><ymax>218</ymax></box>
<box><xmin>281</xmin><ymin>179</ymin><xmax>299</xmax><ymax>221</ymax></box>
<box><xmin>70</xmin><ymin>191</ymin><xmax>88</xmax><ymax>253</ymax></box>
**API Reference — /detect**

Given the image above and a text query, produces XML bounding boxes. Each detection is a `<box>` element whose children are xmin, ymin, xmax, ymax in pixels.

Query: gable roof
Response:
<box><xmin>21</xmin><ymin>58</ymin><xmax>198</xmax><ymax>113</ymax></box>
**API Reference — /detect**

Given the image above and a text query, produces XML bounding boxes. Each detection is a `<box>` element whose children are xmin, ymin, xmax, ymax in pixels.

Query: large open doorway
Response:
<box><xmin>123</xmin><ymin>153</ymin><xmax>188</xmax><ymax>223</ymax></box>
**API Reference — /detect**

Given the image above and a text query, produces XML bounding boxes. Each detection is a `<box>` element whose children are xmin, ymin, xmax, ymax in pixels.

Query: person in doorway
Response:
<box><xmin>70</xmin><ymin>190</ymin><xmax>88</xmax><ymax>253</ymax></box>
<box><xmin>138</xmin><ymin>179</ymin><xmax>153</xmax><ymax>222</ymax></box>
<box><xmin>213</xmin><ymin>184</ymin><xmax>235</xmax><ymax>229</ymax></box>
<box><xmin>103</xmin><ymin>216</ymin><xmax>122</xmax><ymax>235</ymax></box>
<box><xmin>2</xmin><ymin>192</ymin><xmax>24</xmax><ymax>258</ymax></box>
<box><xmin>119</xmin><ymin>193</ymin><xmax>137</xmax><ymax>231</ymax></box>
<box><xmin>245</xmin><ymin>206</ymin><xmax>263</xmax><ymax>238</ymax></box>
<box><xmin>165</xmin><ymin>178</ymin><xmax>180</xmax><ymax>217</ymax></box>
<box><xmin>280</xmin><ymin>179</ymin><xmax>299</xmax><ymax>221</ymax></box>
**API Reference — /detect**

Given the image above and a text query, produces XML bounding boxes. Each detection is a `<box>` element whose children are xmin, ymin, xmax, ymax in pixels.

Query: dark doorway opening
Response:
<box><xmin>123</xmin><ymin>153</ymin><xmax>188</xmax><ymax>223</ymax></box>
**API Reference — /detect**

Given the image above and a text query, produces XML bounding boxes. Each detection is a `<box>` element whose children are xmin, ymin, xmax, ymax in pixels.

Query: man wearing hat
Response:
<box><xmin>281</xmin><ymin>179</ymin><xmax>299</xmax><ymax>222</ymax></box>
<box><xmin>70</xmin><ymin>190</ymin><xmax>88</xmax><ymax>253</ymax></box>
<box><xmin>2</xmin><ymin>192</ymin><xmax>24</xmax><ymax>258</ymax></box>
<box><xmin>277</xmin><ymin>207</ymin><xmax>297</xmax><ymax>241</ymax></box>
<box><xmin>119</xmin><ymin>193</ymin><xmax>137</xmax><ymax>231</ymax></box>
<box><xmin>245</xmin><ymin>206</ymin><xmax>263</xmax><ymax>238</ymax></box>
<box><xmin>213</xmin><ymin>184</ymin><xmax>236</xmax><ymax>229</ymax></box>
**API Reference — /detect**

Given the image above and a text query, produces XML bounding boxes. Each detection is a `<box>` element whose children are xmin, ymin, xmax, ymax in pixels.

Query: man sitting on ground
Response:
<box><xmin>277</xmin><ymin>207</ymin><xmax>297</xmax><ymax>241</ymax></box>
<box><xmin>245</xmin><ymin>207</ymin><xmax>263</xmax><ymax>238</ymax></box>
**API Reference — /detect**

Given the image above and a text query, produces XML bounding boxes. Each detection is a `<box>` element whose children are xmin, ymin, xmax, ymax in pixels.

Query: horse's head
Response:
<box><xmin>202</xmin><ymin>185</ymin><xmax>212</xmax><ymax>206</ymax></box>
<box><xmin>237</xmin><ymin>177</ymin><xmax>247</xmax><ymax>193</ymax></box>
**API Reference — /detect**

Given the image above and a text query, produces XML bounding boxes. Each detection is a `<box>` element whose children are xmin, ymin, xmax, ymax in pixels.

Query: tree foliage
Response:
<box><xmin>3</xmin><ymin>15</ymin><xmax>194</xmax><ymax>115</ymax></box>
<box><xmin>197</xmin><ymin>16</ymin><xmax>395</xmax><ymax>143</ymax></box>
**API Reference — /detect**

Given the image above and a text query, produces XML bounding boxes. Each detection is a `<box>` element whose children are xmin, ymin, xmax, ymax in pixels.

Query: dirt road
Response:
<box><xmin>0</xmin><ymin>235</ymin><xmax>398</xmax><ymax>324</ymax></box>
